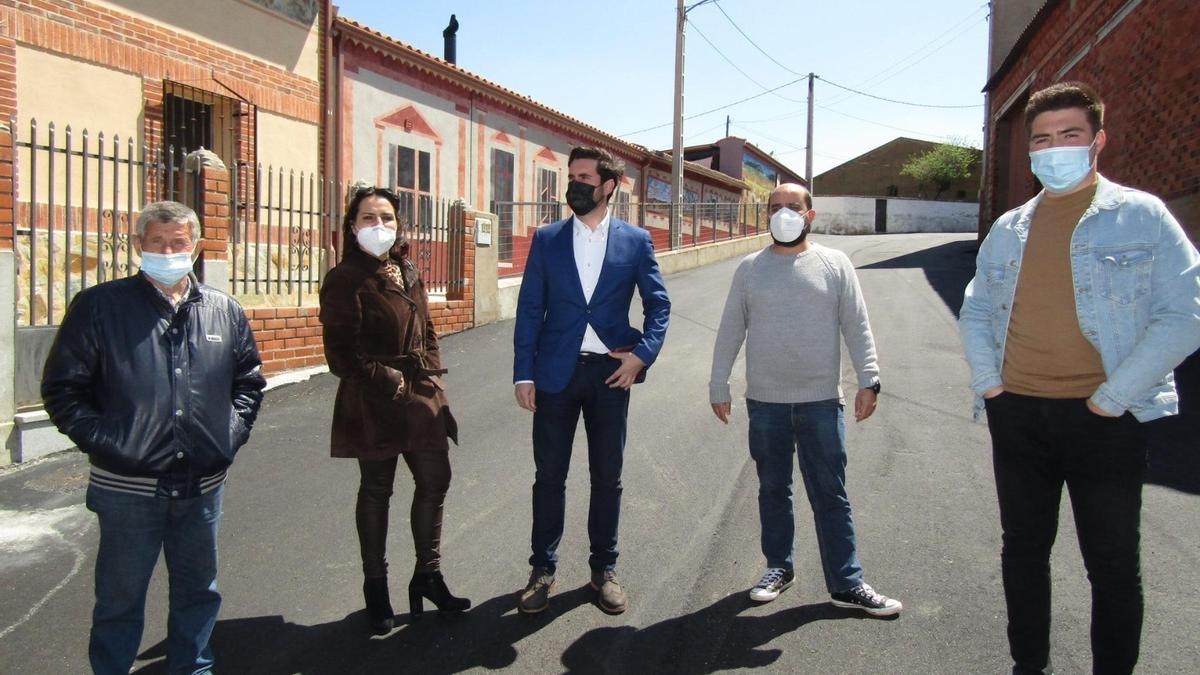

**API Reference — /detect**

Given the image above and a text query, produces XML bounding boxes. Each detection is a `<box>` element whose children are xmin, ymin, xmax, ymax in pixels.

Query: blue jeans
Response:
<box><xmin>85</xmin><ymin>483</ymin><xmax>224</xmax><ymax>675</ymax></box>
<box><xmin>746</xmin><ymin>398</ymin><xmax>863</xmax><ymax>594</ymax></box>
<box><xmin>530</xmin><ymin>356</ymin><xmax>629</xmax><ymax>574</ymax></box>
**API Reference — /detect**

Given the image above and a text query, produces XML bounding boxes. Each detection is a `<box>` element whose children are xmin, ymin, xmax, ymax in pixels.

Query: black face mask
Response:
<box><xmin>566</xmin><ymin>180</ymin><xmax>602</xmax><ymax>216</ymax></box>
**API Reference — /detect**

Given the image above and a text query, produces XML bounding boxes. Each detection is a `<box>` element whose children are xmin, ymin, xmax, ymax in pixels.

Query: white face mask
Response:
<box><xmin>769</xmin><ymin>207</ymin><xmax>808</xmax><ymax>245</ymax></box>
<box><xmin>139</xmin><ymin>250</ymin><xmax>195</xmax><ymax>286</ymax></box>
<box><xmin>356</xmin><ymin>224</ymin><xmax>397</xmax><ymax>257</ymax></box>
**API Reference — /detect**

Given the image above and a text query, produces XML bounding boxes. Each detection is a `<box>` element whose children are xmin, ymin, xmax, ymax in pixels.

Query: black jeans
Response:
<box><xmin>985</xmin><ymin>392</ymin><xmax>1146</xmax><ymax>675</ymax></box>
<box><xmin>356</xmin><ymin>451</ymin><xmax>451</xmax><ymax>578</ymax></box>
<box><xmin>530</xmin><ymin>355</ymin><xmax>630</xmax><ymax>574</ymax></box>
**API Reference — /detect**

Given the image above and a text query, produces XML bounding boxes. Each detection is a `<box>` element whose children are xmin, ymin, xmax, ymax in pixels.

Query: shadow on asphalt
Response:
<box><xmin>130</xmin><ymin>586</ymin><xmax>880</xmax><ymax>673</ymax></box>
<box><xmin>1144</xmin><ymin>348</ymin><xmax>1200</xmax><ymax>495</ymax></box>
<box><xmin>560</xmin><ymin>592</ymin><xmax>881</xmax><ymax>674</ymax></box>
<box><xmin>857</xmin><ymin>238</ymin><xmax>978</xmax><ymax>319</ymax></box>
<box><xmin>134</xmin><ymin>585</ymin><xmax>596</xmax><ymax>674</ymax></box>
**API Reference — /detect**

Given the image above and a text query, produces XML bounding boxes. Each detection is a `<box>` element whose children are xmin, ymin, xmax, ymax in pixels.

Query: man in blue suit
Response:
<box><xmin>513</xmin><ymin>146</ymin><xmax>670</xmax><ymax>615</ymax></box>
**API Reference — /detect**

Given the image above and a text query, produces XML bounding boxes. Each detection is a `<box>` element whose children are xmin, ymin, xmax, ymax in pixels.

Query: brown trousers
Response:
<box><xmin>356</xmin><ymin>451</ymin><xmax>451</xmax><ymax>578</ymax></box>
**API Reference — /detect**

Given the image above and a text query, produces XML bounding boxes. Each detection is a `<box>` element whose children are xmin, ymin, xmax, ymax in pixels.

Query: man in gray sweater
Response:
<box><xmin>709</xmin><ymin>182</ymin><xmax>901</xmax><ymax>616</ymax></box>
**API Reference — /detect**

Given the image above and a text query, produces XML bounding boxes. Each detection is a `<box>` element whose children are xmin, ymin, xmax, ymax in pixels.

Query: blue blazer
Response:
<box><xmin>513</xmin><ymin>216</ymin><xmax>671</xmax><ymax>393</ymax></box>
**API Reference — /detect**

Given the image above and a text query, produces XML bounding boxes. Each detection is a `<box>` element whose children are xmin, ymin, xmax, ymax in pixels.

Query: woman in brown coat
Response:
<box><xmin>319</xmin><ymin>187</ymin><xmax>469</xmax><ymax>635</ymax></box>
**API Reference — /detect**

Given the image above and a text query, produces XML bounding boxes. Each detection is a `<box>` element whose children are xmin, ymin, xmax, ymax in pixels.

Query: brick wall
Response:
<box><xmin>427</xmin><ymin>209</ymin><xmax>476</xmax><ymax>332</ymax></box>
<box><xmin>0</xmin><ymin>35</ymin><xmax>14</xmax><ymax>251</ymax></box>
<box><xmin>249</xmin><ymin>306</ymin><xmax>325</xmax><ymax>374</ymax></box>
<box><xmin>198</xmin><ymin>162</ymin><xmax>231</xmax><ymax>263</ymax></box>
<box><xmin>983</xmin><ymin>0</ymin><xmax>1200</xmax><ymax>239</ymax></box>
<box><xmin>0</xmin><ymin>1</ymin><xmax>320</xmax><ymax>124</ymax></box>
<box><xmin>0</xmin><ymin>123</ymin><xmax>12</xmax><ymax>251</ymax></box>
<box><xmin>815</xmin><ymin>137</ymin><xmax>981</xmax><ymax>201</ymax></box>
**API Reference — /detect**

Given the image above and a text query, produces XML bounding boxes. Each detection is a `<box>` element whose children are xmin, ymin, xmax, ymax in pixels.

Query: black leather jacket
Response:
<box><xmin>41</xmin><ymin>273</ymin><xmax>266</xmax><ymax>478</ymax></box>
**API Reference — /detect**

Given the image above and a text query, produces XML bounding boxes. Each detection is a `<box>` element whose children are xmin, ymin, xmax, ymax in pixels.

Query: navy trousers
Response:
<box><xmin>529</xmin><ymin>355</ymin><xmax>630</xmax><ymax>574</ymax></box>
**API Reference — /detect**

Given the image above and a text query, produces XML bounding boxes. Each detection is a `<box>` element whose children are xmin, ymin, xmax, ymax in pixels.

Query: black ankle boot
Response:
<box><xmin>363</xmin><ymin>577</ymin><xmax>395</xmax><ymax>635</ymax></box>
<box><xmin>408</xmin><ymin>571</ymin><xmax>471</xmax><ymax>618</ymax></box>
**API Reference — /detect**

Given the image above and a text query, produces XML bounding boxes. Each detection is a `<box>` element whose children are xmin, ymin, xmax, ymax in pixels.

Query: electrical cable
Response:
<box><xmin>617</xmin><ymin>75</ymin><xmax>807</xmax><ymax>137</ymax></box>
<box><xmin>822</xmin><ymin>3</ymin><xmax>989</xmax><ymax>107</ymax></box>
<box><xmin>816</xmin><ymin>76</ymin><xmax>983</xmax><ymax>108</ymax></box>
<box><xmin>687</xmin><ymin>18</ymin><xmax>806</xmax><ymax>104</ymax></box>
<box><xmin>713</xmin><ymin>1</ymin><xmax>805</xmax><ymax>76</ymax></box>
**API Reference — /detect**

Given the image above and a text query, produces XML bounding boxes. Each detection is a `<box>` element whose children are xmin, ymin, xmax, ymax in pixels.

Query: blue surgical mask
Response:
<box><xmin>1029</xmin><ymin>138</ymin><xmax>1097</xmax><ymax>193</ymax></box>
<box><xmin>140</xmin><ymin>251</ymin><xmax>194</xmax><ymax>286</ymax></box>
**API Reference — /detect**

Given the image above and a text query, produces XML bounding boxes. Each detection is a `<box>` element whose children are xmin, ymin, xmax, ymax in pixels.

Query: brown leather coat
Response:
<box><xmin>319</xmin><ymin>244</ymin><xmax>458</xmax><ymax>459</ymax></box>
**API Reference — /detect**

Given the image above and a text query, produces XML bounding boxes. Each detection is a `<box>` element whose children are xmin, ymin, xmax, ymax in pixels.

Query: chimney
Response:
<box><xmin>443</xmin><ymin>14</ymin><xmax>459</xmax><ymax>65</ymax></box>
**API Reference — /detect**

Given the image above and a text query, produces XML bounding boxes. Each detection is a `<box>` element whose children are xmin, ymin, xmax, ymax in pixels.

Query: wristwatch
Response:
<box><xmin>869</xmin><ymin>380</ymin><xmax>881</xmax><ymax>394</ymax></box>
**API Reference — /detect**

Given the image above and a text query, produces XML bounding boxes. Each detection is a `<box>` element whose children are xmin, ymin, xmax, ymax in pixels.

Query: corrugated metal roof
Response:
<box><xmin>983</xmin><ymin>0</ymin><xmax>1060</xmax><ymax>93</ymax></box>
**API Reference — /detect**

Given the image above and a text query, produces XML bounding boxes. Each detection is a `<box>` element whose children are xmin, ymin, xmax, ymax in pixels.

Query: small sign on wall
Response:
<box><xmin>476</xmin><ymin>216</ymin><xmax>493</xmax><ymax>246</ymax></box>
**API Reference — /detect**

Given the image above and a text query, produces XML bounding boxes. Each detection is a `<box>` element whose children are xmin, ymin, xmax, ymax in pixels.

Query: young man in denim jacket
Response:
<box><xmin>959</xmin><ymin>82</ymin><xmax>1200</xmax><ymax>675</ymax></box>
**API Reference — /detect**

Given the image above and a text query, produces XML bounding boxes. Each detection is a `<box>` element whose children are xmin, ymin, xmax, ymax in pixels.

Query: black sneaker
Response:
<box><xmin>831</xmin><ymin>583</ymin><xmax>902</xmax><ymax>616</ymax></box>
<box><xmin>749</xmin><ymin>567</ymin><xmax>795</xmax><ymax>602</ymax></box>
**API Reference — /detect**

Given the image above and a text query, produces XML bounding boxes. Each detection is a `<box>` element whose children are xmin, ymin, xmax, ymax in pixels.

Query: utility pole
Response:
<box><xmin>670</xmin><ymin>0</ymin><xmax>686</xmax><ymax>249</ymax></box>
<box><xmin>725</xmin><ymin>114</ymin><xmax>730</xmax><ymax>137</ymax></box>
<box><xmin>805</xmin><ymin>72</ymin><xmax>814</xmax><ymax>189</ymax></box>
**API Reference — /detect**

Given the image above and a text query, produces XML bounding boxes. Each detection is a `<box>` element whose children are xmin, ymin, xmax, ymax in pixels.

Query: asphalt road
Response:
<box><xmin>2</xmin><ymin>233</ymin><xmax>1197</xmax><ymax>674</ymax></box>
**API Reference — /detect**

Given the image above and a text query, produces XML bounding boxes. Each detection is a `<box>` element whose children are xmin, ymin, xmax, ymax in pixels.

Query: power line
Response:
<box><xmin>687</xmin><ymin>18</ymin><xmax>806</xmax><ymax>104</ymax></box>
<box><xmin>815</xmin><ymin>103</ymin><xmax>980</xmax><ymax>144</ymax></box>
<box><xmin>816</xmin><ymin>76</ymin><xmax>983</xmax><ymax>109</ymax></box>
<box><xmin>684</xmin><ymin>119</ymin><xmax>729</xmax><ymax>141</ymax></box>
<box><xmin>618</xmin><ymin>75</ymin><xmax>807</xmax><ymax>137</ymax></box>
<box><xmin>730</xmin><ymin>122</ymin><xmax>805</xmax><ymax>152</ymax></box>
<box><xmin>740</xmin><ymin>108</ymin><xmax>809</xmax><ymax>124</ymax></box>
<box><xmin>709</xmin><ymin>1</ymin><xmax>982</xmax><ymax>110</ymax></box>
<box><xmin>713</xmin><ymin>1</ymin><xmax>804</xmax><ymax>76</ymax></box>
<box><xmin>821</xmin><ymin>3</ymin><xmax>989</xmax><ymax>108</ymax></box>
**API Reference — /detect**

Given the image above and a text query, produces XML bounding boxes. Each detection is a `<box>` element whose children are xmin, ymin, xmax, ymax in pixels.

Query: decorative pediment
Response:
<box><xmin>374</xmin><ymin>105</ymin><xmax>441</xmax><ymax>141</ymax></box>
<box><xmin>492</xmin><ymin>130</ymin><xmax>514</xmax><ymax>145</ymax></box>
<box><xmin>535</xmin><ymin>146</ymin><xmax>558</xmax><ymax>163</ymax></box>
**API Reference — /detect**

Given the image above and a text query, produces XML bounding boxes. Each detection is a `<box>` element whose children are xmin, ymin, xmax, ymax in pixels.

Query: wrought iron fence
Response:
<box><xmin>216</xmin><ymin>165</ymin><xmax>471</xmax><ymax>300</ymax></box>
<box><xmin>230</xmin><ymin>161</ymin><xmax>330</xmax><ymax>299</ymax></box>
<box><xmin>11</xmin><ymin>117</ymin><xmax>200</xmax><ymax>327</ymax></box>
<box><xmin>396</xmin><ymin>195</ymin><xmax>466</xmax><ymax>297</ymax></box>
<box><xmin>489</xmin><ymin>199</ymin><xmax>768</xmax><ymax>278</ymax></box>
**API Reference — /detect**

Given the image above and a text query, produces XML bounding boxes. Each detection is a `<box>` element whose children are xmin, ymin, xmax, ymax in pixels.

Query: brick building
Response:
<box><xmin>329</xmin><ymin>15</ymin><xmax>750</xmax><ymax>279</ymax></box>
<box><xmin>683</xmin><ymin>137</ymin><xmax>805</xmax><ymax>202</ymax></box>
<box><xmin>981</xmin><ymin>0</ymin><xmax>1199</xmax><ymax>240</ymax></box>
<box><xmin>0</xmin><ymin>0</ymin><xmax>330</xmax><ymax>461</ymax></box>
<box><xmin>812</xmin><ymin>137</ymin><xmax>981</xmax><ymax>201</ymax></box>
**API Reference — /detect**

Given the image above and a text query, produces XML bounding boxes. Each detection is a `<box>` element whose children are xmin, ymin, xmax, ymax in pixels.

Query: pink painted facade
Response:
<box><xmin>330</xmin><ymin>16</ymin><xmax>750</xmax><ymax>276</ymax></box>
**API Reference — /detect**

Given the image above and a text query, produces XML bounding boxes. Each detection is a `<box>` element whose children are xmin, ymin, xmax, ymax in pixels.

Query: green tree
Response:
<box><xmin>900</xmin><ymin>142</ymin><xmax>979</xmax><ymax>200</ymax></box>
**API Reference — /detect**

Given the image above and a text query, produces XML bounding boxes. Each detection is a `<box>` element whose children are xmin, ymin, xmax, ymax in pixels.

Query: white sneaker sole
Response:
<box><xmin>830</xmin><ymin>597</ymin><xmax>903</xmax><ymax>617</ymax></box>
<box><xmin>749</xmin><ymin>578</ymin><xmax>794</xmax><ymax>603</ymax></box>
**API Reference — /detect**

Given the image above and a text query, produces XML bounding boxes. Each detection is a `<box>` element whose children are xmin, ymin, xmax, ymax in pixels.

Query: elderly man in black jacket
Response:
<box><xmin>41</xmin><ymin>200</ymin><xmax>265</xmax><ymax>675</ymax></box>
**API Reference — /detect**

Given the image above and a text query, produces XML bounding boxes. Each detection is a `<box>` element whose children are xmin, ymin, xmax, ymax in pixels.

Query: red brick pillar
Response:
<box><xmin>0</xmin><ymin>122</ymin><xmax>13</xmax><ymax>252</ymax></box>
<box><xmin>186</xmin><ymin>149</ymin><xmax>231</xmax><ymax>292</ymax></box>
<box><xmin>0</xmin><ymin>35</ymin><xmax>16</xmax><ymax>253</ymax></box>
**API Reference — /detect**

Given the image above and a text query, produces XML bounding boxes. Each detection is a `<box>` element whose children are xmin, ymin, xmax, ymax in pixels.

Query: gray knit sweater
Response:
<box><xmin>709</xmin><ymin>244</ymin><xmax>879</xmax><ymax>404</ymax></box>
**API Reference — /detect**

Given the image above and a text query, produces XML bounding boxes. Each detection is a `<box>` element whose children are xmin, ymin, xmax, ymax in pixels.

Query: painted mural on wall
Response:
<box><xmin>247</xmin><ymin>0</ymin><xmax>319</xmax><ymax>24</ymax></box>
<box><xmin>646</xmin><ymin>175</ymin><xmax>673</xmax><ymax>203</ymax></box>
<box><xmin>742</xmin><ymin>153</ymin><xmax>779</xmax><ymax>202</ymax></box>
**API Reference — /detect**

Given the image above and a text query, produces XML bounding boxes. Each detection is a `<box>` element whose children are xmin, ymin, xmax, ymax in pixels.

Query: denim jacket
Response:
<box><xmin>959</xmin><ymin>175</ymin><xmax>1200</xmax><ymax>422</ymax></box>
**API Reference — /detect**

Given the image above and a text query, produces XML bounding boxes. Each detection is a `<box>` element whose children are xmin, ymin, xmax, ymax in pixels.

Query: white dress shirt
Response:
<box><xmin>574</xmin><ymin>210</ymin><xmax>611</xmax><ymax>354</ymax></box>
<box><xmin>516</xmin><ymin>211</ymin><xmax>613</xmax><ymax>386</ymax></box>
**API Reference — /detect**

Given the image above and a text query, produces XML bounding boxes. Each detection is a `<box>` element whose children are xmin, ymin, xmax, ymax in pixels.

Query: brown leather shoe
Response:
<box><xmin>518</xmin><ymin>567</ymin><xmax>555</xmax><ymax>614</ymax></box>
<box><xmin>590</xmin><ymin>569</ymin><xmax>627</xmax><ymax>614</ymax></box>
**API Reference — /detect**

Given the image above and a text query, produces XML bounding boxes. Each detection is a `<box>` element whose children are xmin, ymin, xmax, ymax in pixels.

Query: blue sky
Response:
<box><xmin>332</xmin><ymin>0</ymin><xmax>990</xmax><ymax>177</ymax></box>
